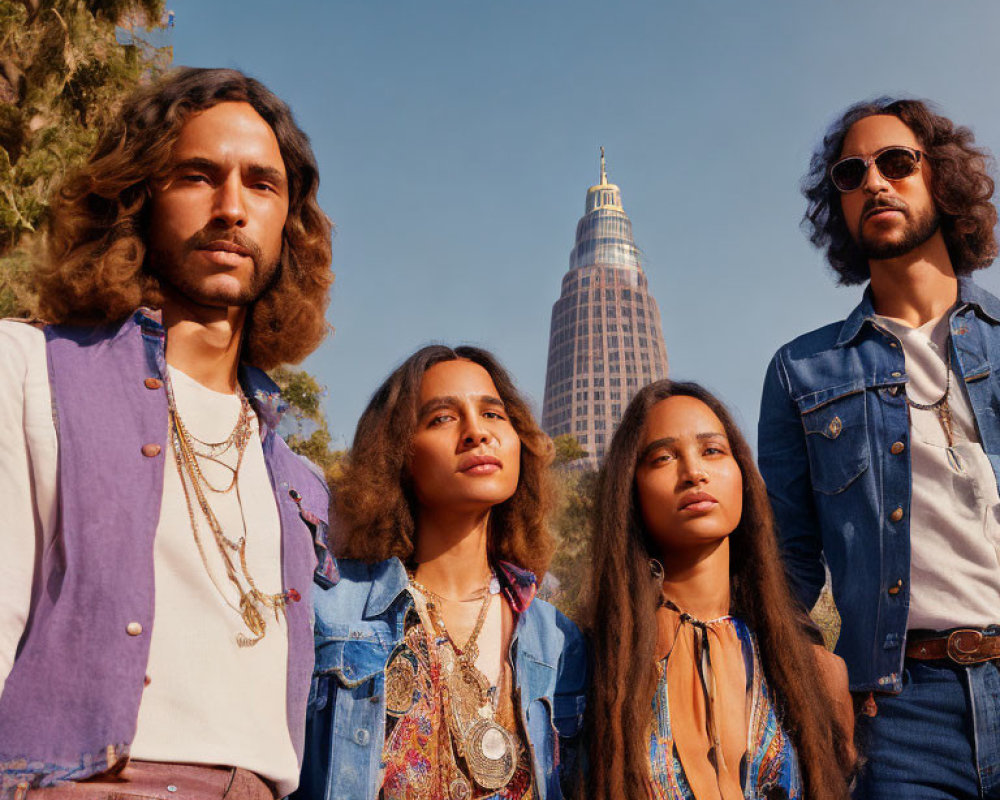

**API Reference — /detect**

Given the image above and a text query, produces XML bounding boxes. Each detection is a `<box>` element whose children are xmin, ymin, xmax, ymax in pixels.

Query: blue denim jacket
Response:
<box><xmin>758</xmin><ymin>278</ymin><xmax>1000</xmax><ymax>693</ymax></box>
<box><xmin>295</xmin><ymin>558</ymin><xmax>588</xmax><ymax>800</ymax></box>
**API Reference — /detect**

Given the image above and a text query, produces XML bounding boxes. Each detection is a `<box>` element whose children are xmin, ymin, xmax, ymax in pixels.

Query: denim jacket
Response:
<box><xmin>295</xmin><ymin>558</ymin><xmax>588</xmax><ymax>800</ymax></box>
<box><xmin>758</xmin><ymin>278</ymin><xmax>1000</xmax><ymax>693</ymax></box>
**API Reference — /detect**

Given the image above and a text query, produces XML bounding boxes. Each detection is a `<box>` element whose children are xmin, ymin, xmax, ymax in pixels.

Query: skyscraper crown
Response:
<box><xmin>585</xmin><ymin>146</ymin><xmax>623</xmax><ymax>213</ymax></box>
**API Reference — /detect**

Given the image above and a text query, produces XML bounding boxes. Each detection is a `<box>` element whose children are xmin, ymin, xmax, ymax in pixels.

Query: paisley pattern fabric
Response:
<box><xmin>380</xmin><ymin>596</ymin><xmax>534</xmax><ymax>800</ymax></box>
<box><xmin>647</xmin><ymin>617</ymin><xmax>801</xmax><ymax>800</ymax></box>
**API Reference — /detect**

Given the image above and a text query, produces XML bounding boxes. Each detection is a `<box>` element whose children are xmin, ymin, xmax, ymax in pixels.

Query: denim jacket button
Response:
<box><xmin>890</xmin><ymin>441</ymin><xmax>905</xmax><ymax>455</ymax></box>
<box><xmin>144</xmin><ymin>377</ymin><xmax>163</xmax><ymax>390</ymax></box>
<box><xmin>354</xmin><ymin>728</ymin><xmax>371</xmax><ymax>746</ymax></box>
<box><xmin>890</xmin><ymin>507</ymin><xmax>904</xmax><ymax>522</ymax></box>
<box><xmin>141</xmin><ymin>443</ymin><xmax>161</xmax><ymax>458</ymax></box>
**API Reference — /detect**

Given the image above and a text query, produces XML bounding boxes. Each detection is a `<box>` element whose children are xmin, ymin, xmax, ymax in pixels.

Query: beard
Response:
<box><xmin>146</xmin><ymin>227</ymin><xmax>281</xmax><ymax>308</ymax></box>
<box><xmin>858</xmin><ymin>202</ymin><xmax>941</xmax><ymax>261</ymax></box>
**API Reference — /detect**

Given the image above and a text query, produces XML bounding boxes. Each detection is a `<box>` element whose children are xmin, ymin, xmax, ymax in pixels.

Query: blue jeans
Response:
<box><xmin>854</xmin><ymin>659</ymin><xmax>1000</xmax><ymax>799</ymax></box>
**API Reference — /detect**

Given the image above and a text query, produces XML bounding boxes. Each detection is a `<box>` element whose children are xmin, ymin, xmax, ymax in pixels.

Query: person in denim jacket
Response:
<box><xmin>586</xmin><ymin>380</ymin><xmax>850</xmax><ymax>800</ymax></box>
<box><xmin>760</xmin><ymin>98</ymin><xmax>1000</xmax><ymax>798</ymax></box>
<box><xmin>296</xmin><ymin>345</ymin><xmax>587</xmax><ymax>800</ymax></box>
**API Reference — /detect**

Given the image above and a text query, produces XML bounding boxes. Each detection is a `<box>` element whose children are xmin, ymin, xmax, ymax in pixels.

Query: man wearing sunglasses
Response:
<box><xmin>759</xmin><ymin>97</ymin><xmax>1000</xmax><ymax>798</ymax></box>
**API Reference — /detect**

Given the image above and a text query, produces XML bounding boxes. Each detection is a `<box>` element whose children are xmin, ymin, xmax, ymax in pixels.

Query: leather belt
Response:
<box><xmin>905</xmin><ymin>628</ymin><xmax>1000</xmax><ymax>664</ymax></box>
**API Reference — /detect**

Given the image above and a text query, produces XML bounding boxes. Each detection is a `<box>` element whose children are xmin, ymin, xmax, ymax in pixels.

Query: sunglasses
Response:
<box><xmin>829</xmin><ymin>146</ymin><xmax>924</xmax><ymax>193</ymax></box>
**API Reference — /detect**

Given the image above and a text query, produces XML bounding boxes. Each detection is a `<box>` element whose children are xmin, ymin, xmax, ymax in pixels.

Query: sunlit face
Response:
<box><xmin>838</xmin><ymin>114</ymin><xmax>939</xmax><ymax>261</ymax></box>
<box><xmin>634</xmin><ymin>396</ymin><xmax>743</xmax><ymax>555</ymax></box>
<box><xmin>146</xmin><ymin>101</ymin><xmax>289</xmax><ymax>309</ymax></box>
<box><xmin>409</xmin><ymin>359</ymin><xmax>521</xmax><ymax>516</ymax></box>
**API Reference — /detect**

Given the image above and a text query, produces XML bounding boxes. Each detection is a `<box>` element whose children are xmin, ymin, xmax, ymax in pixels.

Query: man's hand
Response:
<box><xmin>811</xmin><ymin>644</ymin><xmax>857</xmax><ymax>771</ymax></box>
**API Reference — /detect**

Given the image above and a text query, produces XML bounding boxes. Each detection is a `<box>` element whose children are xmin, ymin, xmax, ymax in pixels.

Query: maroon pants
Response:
<box><xmin>19</xmin><ymin>762</ymin><xmax>277</xmax><ymax>800</ymax></box>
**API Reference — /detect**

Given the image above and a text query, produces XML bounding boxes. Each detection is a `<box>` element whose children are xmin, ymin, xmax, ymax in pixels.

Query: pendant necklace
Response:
<box><xmin>407</xmin><ymin>571</ymin><xmax>519</xmax><ymax>791</ymax></box>
<box><xmin>904</xmin><ymin>337</ymin><xmax>963</xmax><ymax>472</ymax></box>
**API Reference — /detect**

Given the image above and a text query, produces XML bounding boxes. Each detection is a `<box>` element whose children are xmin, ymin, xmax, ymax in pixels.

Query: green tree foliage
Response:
<box><xmin>0</xmin><ymin>0</ymin><xmax>170</xmax><ymax>316</ymax></box>
<box><xmin>269</xmin><ymin>366</ymin><xmax>345</xmax><ymax>485</ymax></box>
<box><xmin>546</xmin><ymin>468</ymin><xmax>598</xmax><ymax>622</ymax></box>
<box><xmin>552</xmin><ymin>433</ymin><xmax>587</xmax><ymax>465</ymax></box>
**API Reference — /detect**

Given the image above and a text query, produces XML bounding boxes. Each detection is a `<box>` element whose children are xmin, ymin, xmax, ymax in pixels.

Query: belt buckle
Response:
<box><xmin>946</xmin><ymin>629</ymin><xmax>984</xmax><ymax>664</ymax></box>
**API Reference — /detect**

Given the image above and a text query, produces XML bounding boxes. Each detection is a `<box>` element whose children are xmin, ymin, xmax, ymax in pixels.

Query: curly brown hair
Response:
<box><xmin>585</xmin><ymin>381</ymin><xmax>852</xmax><ymax>800</ymax></box>
<box><xmin>335</xmin><ymin>345</ymin><xmax>556</xmax><ymax>578</ymax></box>
<box><xmin>39</xmin><ymin>67</ymin><xmax>333</xmax><ymax>368</ymax></box>
<box><xmin>803</xmin><ymin>97</ymin><xmax>997</xmax><ymax>285</ymax></box>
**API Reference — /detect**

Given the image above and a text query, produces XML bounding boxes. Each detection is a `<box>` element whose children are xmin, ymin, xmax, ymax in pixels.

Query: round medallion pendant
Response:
<box><xmin>449</xmin><ymin>775</ymin><xmax>472</xmax><ymax>800</ymax></box>
<box><xmin>464</xmin><ymin>718</ymin><xmax>517</xmax><ymax>789</ymax></box>
<box><xmin>385</xmin><ymin>647</ymin><xmax>418</xmax><ymax>717</ymax></box>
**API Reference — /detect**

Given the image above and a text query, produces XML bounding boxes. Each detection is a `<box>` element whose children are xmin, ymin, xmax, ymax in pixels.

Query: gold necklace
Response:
<box><xmin>165</xmin><ymin>371</ymin><xmax>288</xmax><ymax>647</ymax></box>
<box><xmin>408</xmin><ymin>572</ymin><xmax>518</xmax><ymax>790</ymax></box>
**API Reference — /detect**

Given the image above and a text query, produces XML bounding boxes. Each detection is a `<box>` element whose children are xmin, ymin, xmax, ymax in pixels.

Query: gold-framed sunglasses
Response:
<box><xmin>829</xmin><ymin>145</ymin><xmax>924</xmax><ymax>193</ymax></box>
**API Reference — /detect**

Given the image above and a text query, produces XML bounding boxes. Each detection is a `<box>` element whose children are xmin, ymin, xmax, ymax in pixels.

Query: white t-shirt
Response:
<box><xmin>0</xmin><ymin>320</ymin><xmax>298</xmax><ymax>794</ymax></box>
<box><xmin>876</xmin><ymin>312</ymin><xmax>1000</xmax><ymax>630</ymax></box>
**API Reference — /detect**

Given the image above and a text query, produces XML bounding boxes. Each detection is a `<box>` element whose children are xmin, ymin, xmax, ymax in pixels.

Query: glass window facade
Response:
<box><xmin>542</xmin><ymin>168</ymin><xmax>670</xmax><ymax>464</ymax></box>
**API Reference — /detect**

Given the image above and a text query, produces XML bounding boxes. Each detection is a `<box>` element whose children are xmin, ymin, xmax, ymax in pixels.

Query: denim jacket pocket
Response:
<box><xmin>798</xmin><ymin>388</ymin><xmax>870</xmax><ymax>494</ymax></box>
<box><xmin>550</xmin><ymin>693</ymin><xmax>585</xmax><ymax>738</ymax></box>
<box><xmin>315</xmin><ymin>624</ymin><xmax>392</xmax><ymax>688</ymax></box>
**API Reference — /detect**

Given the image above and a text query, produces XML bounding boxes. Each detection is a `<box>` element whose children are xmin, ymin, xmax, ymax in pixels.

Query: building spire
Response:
<box><xmin>600</xmin><ymin>146</ymin><xmax>607</xmax><ymax>185</ymax></box>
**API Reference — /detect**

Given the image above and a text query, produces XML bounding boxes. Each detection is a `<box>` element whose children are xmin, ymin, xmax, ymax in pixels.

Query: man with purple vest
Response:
<box><xmin>0</xmin><ymin>68</ymin><xmax>334</xmax><ymax>799</ymax></box>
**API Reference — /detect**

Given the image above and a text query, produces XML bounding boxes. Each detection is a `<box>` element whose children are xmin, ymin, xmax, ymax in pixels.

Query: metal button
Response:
<box><xmin>141</xmin><ymin>443</ymin><xmax>161</xmax><ymax>458</ymax></box>
<box><xmin>126</xmin><ymin>622</ymin><xmax>143</xmax><ymax>636</ymax></box>
<box><xmin>167</xmin><ymin>786</ymin><xmax>178</xmax><ymax>793</ymax></box>
<box><xmin>891</xmin><ymin>371</ymin><xmax>902</xmax><ymax>378</ymax></box>
<box><xmin>890</xmin><ymin>342</ymin><xmax>899</xmax><ymax>349</ymax></box>
<box><xmin>890</xmin><ymin>507</ymin><xmax>904</xmax><ymax>523</ymax></box>
<box><xmin>354</xmin><ymin>728</ymin><xmax>370</xmax><ymax>746</ymax></box>
<box><xmin>887</xmin><ymin>579</ymin><xmax>903</xmax><ymax>596</ymax></box>
<box><xmin>891</xmin><ymin>441</ymin><xmax>905</xmax><ymax>455</ymax></box>
<box><xmin>144</xmin><ymin>377</ymin><xmax>163</xmax><ymax>390</ymax></box>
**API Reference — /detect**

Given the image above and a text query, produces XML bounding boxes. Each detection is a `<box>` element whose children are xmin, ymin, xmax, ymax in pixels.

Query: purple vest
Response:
<box><xmin>0</xmin><ymin>311</ymin><xmax>333</xmax><ymax>796</ymax></box>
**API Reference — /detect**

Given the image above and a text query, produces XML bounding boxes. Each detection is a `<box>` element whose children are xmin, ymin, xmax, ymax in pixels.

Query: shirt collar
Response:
<box><xmin>133</xmin><ymin>307</ymin><xmax>288</xmax><ymax>430</ymax></box>
<box><xmin>835</xmin><ymin>276</ymin><xmax>1000</xmax><ymax>348</ymax></box>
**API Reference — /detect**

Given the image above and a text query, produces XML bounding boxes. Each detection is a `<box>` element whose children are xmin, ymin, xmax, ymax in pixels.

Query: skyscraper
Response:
<box><xmin>541</xmin><ymin>150</ymin><xmax>669</xmax><ymax>464</ymax></box>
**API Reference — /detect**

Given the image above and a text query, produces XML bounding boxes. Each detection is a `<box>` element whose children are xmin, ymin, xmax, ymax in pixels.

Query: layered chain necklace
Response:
<box><xmin>405</xmin><ymin>572</ymin><xmax>519</xmax><ymax>793</ymax></box>
<box><xmin>165</xmin><ymin>370</ymin><xmax>289</xmax><ymax>647</ymax></box>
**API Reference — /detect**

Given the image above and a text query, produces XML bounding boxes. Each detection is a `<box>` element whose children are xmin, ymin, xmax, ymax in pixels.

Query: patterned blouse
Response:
<box><xmin>380</xmin><ymin>588</ymin><xmax>534</xmax><ymax>800</ymax></box>
<box><xmin>647</xmin><ymin>614</ymin><xmax>802</xmax><ymax>800</ymax></box>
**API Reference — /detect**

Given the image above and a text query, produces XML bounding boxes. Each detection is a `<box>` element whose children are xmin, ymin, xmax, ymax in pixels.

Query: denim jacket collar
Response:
<box><xmin>361</xmin><ymin>558</ymin><xmax>539</xmax><ymax>619</ymax></box>
<box><xmin>133</xmin><ymin>308</ymin><xmax>289</xmax><ymax>433</ymax></box>
<box><xmin>835</xmin><ymin>276</ymin><xmax>1000</xmax><ymax>348</ymax></box>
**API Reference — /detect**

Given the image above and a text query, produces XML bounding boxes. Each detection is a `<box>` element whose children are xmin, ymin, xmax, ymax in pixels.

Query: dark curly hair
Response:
<box><xmin>335</xmin><ymin>345</ymin><xmax>556</xmax><ymax>578</ymax></box>
<box><xmin>803</xmin><ymin>97</ymin><xmax>997</xmax><ymax>285</ymax></box>
<box><xmin>40</xmin><ymin>67</ymin><xmax>333</xmax><ymax>369</ymax></box>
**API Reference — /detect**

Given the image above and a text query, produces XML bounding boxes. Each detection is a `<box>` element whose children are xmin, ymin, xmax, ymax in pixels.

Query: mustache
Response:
<box><xmin>862</xmin><ymin>195</ymin><xmax>908</xmax><ymax>220</ymax></box>
<box><xmin>185</xmin><ymin>228</ymin><xmax>263</xmax><ymax>265</ymax></box>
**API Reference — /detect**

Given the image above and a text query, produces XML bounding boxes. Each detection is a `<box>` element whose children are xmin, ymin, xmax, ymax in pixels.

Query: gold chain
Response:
<box><xmin>165</xmin><ymin>370</ymin><xmax>287</xmax><ymax>647</ymax></box>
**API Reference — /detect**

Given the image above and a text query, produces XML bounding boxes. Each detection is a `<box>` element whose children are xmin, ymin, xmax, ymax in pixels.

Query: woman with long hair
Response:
<box><xmin>296</xmin><ymin>345</ymin><xmax>586</xmax><ymax>800</ymax></box>
<box><xmin>585</xmin><ymin>380</ymin><xmax>852</xmax><ymax>800</ymax></box>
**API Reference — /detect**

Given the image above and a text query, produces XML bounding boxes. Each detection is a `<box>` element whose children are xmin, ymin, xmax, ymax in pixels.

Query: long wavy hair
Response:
<box><xmin>803</xmin><ymin>97</ymin><xmax>997</xmax><ymax>285</ymax></box>
<box><xmin>335</xmin><ymin>345</ymin><xmax>556</xmax><ymax>578</ymax></box>
<box><xmin>40</xmin><ymin>67</ymin><xmax>333</xmax><ymax>368</ymax></box>
<box><xmin>585</xmin><ymin>380</ymin><xmax>851</xmax><ymax>800</ymax></box>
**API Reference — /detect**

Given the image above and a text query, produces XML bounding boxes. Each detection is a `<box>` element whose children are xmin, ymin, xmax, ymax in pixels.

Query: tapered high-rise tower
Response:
<box><xmin>541</xmin><ymin>150</ymin><xmax>669</xmax><ymax>464</ymax></box>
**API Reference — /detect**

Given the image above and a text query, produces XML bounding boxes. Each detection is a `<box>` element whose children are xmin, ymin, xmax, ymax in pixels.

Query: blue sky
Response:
<box><xmin>169</xmin><ymin>0</ymin><xmax>1000</xmax><ymax>447</ymax></box>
